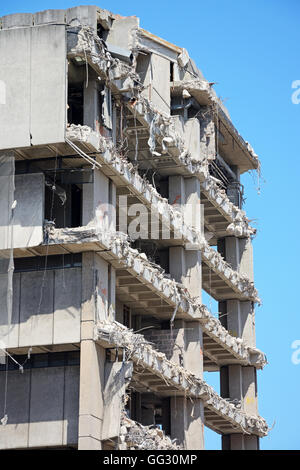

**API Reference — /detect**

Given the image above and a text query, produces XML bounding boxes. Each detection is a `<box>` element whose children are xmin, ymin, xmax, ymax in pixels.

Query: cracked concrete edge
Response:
<box><xmin>67</xmin><ymin>27</ymin><xmax>256</xmax><ymax>238</ymax></box>
<box><xmin>46</xmin><ymin>225</ymin><xmax>266</xmax><ymax>369</ymax></box>
<box><xmin>66</xmin><ymin>125</ymin><xmax>259</xmax><ymax>302</ymax></box>
<box><xmin>170</xmin><ymin>79</ymin><xmax>260</xmax><ymax>170</ymax></box>
<box><xmin>132</xmin><ymin>25</ymin><xmax>260</xmax><ymax>170</ymax></box>
<box><xmin>96</xmin><ymin>320</ymin><xmax>268</xmax><ymax>437</ymax></box>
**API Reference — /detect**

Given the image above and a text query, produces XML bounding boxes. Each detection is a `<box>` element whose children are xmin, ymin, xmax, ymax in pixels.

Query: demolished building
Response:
<box><xmin>0</xmin><ymin>6</ymin><xmax>267</xmax><ymax>450</ymax></box>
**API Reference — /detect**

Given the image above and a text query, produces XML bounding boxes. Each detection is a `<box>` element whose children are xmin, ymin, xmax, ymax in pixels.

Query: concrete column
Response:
<box><xmin>199</xmin><ymin>106</ymin><xmax>215</xmax><ymax>161</ymax></box>
<box><xmin>226</xmin><ymin>299</ymin><xmax>256</xmax><ymax>348</ymax></box>
<box><xmin>184</xmin><ymin>176</ymin><xmax>201</xmax><ymax>233</ymax></box>
<box><xmin>223</xmin><ymin>434</ymin><xmax>259</xmax><ymax>450</ymax></box>
<box><xmin>169</xmin><ymin>319</ymin><xmax>185</xmax><ymax>366</ymax></box>
<box><xmin>170</xmin><ymin>345</ymin><xmax>204</xmax><ymax>449</ymax></box>
<box><xmin>219</xmin><ymin>237</ymin><xmax>258</xmax><ymax>449</ymax></box>
<box><xmin>82</xmin><ymin>168</ymin><xmax>108</xmax><ymax>226</ymax></box>
<box><xmin>82</xmin><ymin>168</ymin><xmax>116</xmax><ymax>232</ymax></box>
<box><xmin>83</xmin><ymin>76</ymin><xmax>101</xmax><ymax>133</ymax></box>
<box><xmin>224</xmin><ymin>236</ymin><xmax>254</xmax><ymax>281</ymax></box>
<box><xmin>168</xmin><ymin>175</ymin><xmax>204</xmax><ymax>450</ymax></box>
<box><xmin>181</xmin><ymin>320</ymin><xmax>205</xmax><ymax>449</ymax></box>
<box><xmin>78</xmin><ymin>339</ymin><xmax>105</xmax><ymax>450</ymax></box>
<box><xmin>169</xmin><ymin>175</ymin><xmax>185</xmax><ymax>208</ymax></box>
<box><xmin>169</xmin><ymin>176</ymin><xmax>202</xmax><ymax>300</ymax></box>
<box><xmin>226</xmin><ymin>166</ymin><xmax>241</xmax><ymax>208</ymax></box>
<box><xmin>78</xmin><ymin>252</ymin><xmax>106</xmax><ymax>449</ymax></box>
<box><xmin>78</xmin><ymin>249</ymin><xmax>116</xmax><ymax>449</ymax></box>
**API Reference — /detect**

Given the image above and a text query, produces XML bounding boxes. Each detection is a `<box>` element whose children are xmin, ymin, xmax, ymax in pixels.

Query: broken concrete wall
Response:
<box><xmin>172</xmin><ymin>79</ymin><xmax>259</xmax><ymax>170</ymax></box>
<box><xmin>66</xmin><ymin>5</ymin><xmax>98</xmax><ymax>31</ymax></box>
<box><xmin>106</xmin><ymin>16</ymin><xmax>139</xmax><ymax>51</ymax></box>
<box><xmin>102</xmin><ymin>361</ymin><xmax>133</xmax><ymax>440</ymax></box>
<box><xmin>81</xmin><ymin>250</ymin><xmax>115</xmax><ymax>327</ymax></box>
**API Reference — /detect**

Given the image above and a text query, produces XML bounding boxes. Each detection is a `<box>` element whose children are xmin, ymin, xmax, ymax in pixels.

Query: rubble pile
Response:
<box><xmin>119</xmin><ymin>413</ymin><xmax>180</xmax><ymax>450</ymax></box>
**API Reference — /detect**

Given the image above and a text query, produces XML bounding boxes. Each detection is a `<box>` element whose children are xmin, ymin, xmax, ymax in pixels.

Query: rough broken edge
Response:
<box><xmin>46</xmin><ymin>225</ymin><xmax>266</xmax><ymax>369</ymax></box>
<box><xmin>97</xmin><ymin>320</ymin><xmax>268</xmax><ymax>437</ymax></box>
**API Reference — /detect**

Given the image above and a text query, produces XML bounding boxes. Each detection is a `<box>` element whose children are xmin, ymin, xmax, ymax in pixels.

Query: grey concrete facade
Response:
<box><xmin>0</xmin><ymin>6</ymin><xmax>266</xmax><ymax>450</ymax></box>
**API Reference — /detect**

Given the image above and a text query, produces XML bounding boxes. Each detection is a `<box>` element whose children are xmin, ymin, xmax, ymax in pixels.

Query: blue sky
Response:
<box><xmin>1</xmin><ymin>0</ymin><xmax>299</xmax><ymax>450</ymax></box>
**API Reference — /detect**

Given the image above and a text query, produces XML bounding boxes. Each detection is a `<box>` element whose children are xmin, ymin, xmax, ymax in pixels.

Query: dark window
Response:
<box><xmin>123</xmin><ymin>305</ymin><xmax>131</xmax><ymax>328</ymax></box>
<box><xmin>170</xmin><ymin>62</ymin><xmax>174</xmax><ymax>82</ymax></box>
<box><xmin>45</xmin><ymin>183</ymin><xmax>82</xmax><ymax>228</ymax></box>
<box><xmin>14</xmin><ymin>254</ymin><xmax>82</xmax><ymax>272</ymax></box>
<box><xmin>68</xmin><ymin>83</ymin><xmax>84</xmax><ymax>125</ymax></box>
<box><xmin>0</xmin><ymin>351</ymin><xmax>80</xmax><ymax>371</ymax></box>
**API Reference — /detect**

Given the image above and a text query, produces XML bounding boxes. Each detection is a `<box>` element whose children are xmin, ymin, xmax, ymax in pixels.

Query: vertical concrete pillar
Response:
<box><xmin>82</xmin><ymin>168</ymin><xmax>116</xmax><ymax>232</ymax></box>
<box><xmin>78</xmin><ymin>247</ymin><xmax>117</xmax><ymax>449</ymax></box>
<box><xmin>83</xmin><ymin>76</ymin><xmax>100</xmax><ymax>133</ymax></box>
<box><xmin>219</xmin><ymin>236</ymin><xmax>258</xmax><ymax>449</ymax></box>
<box><xmin>168</xmin><ymin>175</ymin><xmax>204</xmax><ymax>450</ymax></box>
<box><xmin>169</xmin><ymin>319</ymin><xmax>185</xmax><ymax>366</ymax></box>
<box><xmin>168</xmin><ymin>175</ymin><xmax>185</xmax><ymax>208</ymax></box>
<box><xmin>199</xmin><ymin>106</ymin><xmax>215</xmax><ymax>161</ymax></box>
<box><xmin>169</xmin><ymin>176</ymin><xmax>202</xmax><ymax>299</ymax></box>
<box><xmin>226</xmin><ymin>166</ymin><xmax>241</xmax><ymax>208</ymax></box>
<box><xmin>108</xmin><ymin>178</ymin><xmax>117</xmax><ymax>232</ymax></box>
<box><xmin>78</xmin><ymin>252</ymin><xmax>107</xmax><ymax>449</ymax></box>
<box><xmin>82</xmin><ymin>168</ymin><xmax>108</xmax><ymax>226</ymax></box>
<box><xmin>78</xmin><ymin>340</ymin><xmax>106</xmax><ymax>449</ymax></box>
<box><xmin>184</xmin><ymin>176</ymin><xmax>201</xmax><ymax>233</ymax></box>
<box><xmin>223</xmin><ymin>434</ymin><xmax>259</xmax><ymax>450</ymax></box>
<box><xmin>171</xmin><ymin>395</ymin><xmax>204</xmax><ymax>449</ymax></box>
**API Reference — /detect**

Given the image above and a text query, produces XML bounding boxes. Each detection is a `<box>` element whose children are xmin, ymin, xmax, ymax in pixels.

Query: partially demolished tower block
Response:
<box><xmin>0</xmin><ymin>6</ymin><xmax>267</xmax><ymax>450</ymax></box>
